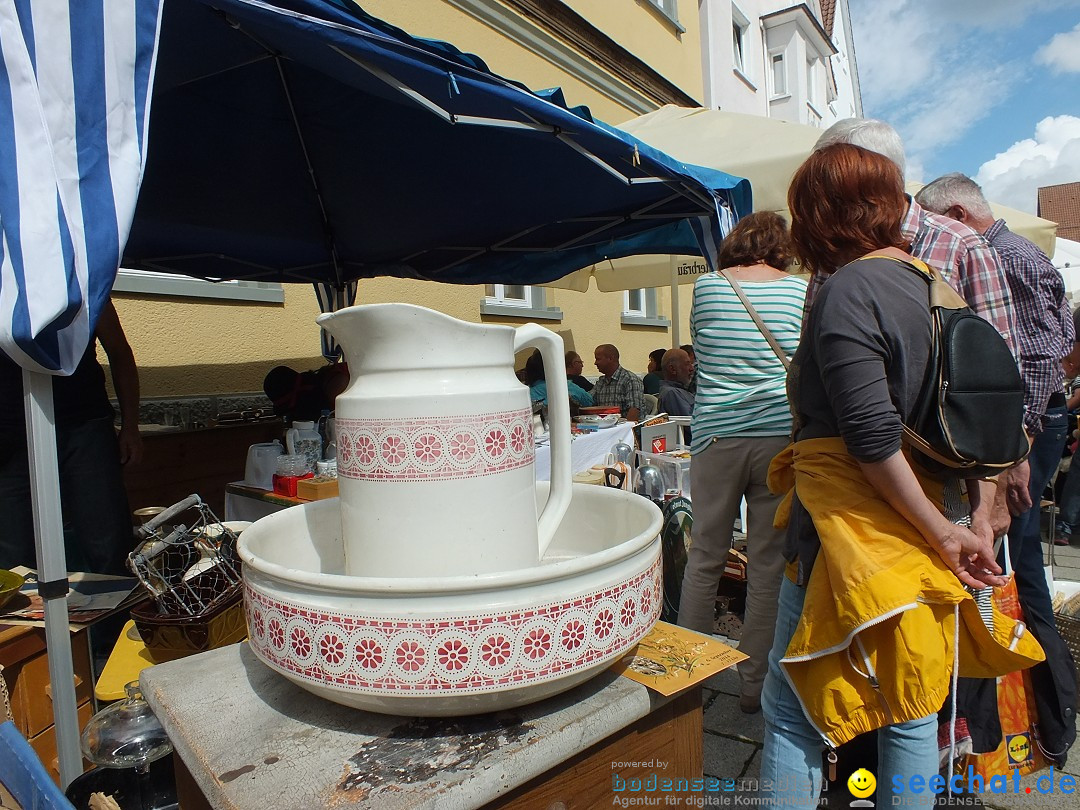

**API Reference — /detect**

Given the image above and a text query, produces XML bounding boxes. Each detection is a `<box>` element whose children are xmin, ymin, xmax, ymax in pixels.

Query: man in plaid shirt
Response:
<box><xmin>917</xmin><ymin>173</ymin><xmax>1074</xmax><ymax>596</ymax></box>
<box><xmin>591</xmin><ymin>343</ymin><xmax>644</xmax><ymax>421</ymax></box>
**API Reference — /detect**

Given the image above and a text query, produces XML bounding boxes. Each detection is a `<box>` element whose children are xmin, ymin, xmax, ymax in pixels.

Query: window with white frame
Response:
<box><xmin>770</xmin><ymin>51</ymin><xmax>788</xmax><ymax>97</ymax></box>
<box><xmin>620</xmin><ymin>288</ymin><xmax>668</xmax><ymax>328</ymax></box>
<box><xmin>486</xmin><ymin>284</ymin><xmax>531</xmax><ymax>306</ymax></box>
<box><xmin>806</xmin><ymin>58</ymin><xmax>817</xmax><ymax>106</ymax></box>
<box><xmin>481</xmin><ymin>284</ymin><xmax>562</xmax><ymax>320</ymax></box>
<box><xmin>731</xmin><ymin>6</ymin><xmax>750</xmax><ymax>76</ymax></box>
<box><xmin>112</xmin><ymin>268</ymin><xmax>284</xmax><ymax>303</ymax></box>
<box><xmin>646</xmin><ymin>0</ymin><xmax>681</xmax><ymax>28</ymax></box>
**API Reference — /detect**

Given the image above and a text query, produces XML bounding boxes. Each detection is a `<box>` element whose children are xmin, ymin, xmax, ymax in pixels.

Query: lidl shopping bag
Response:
<box><xmin>963</xmin><ymin>576</ymin><xmax>1050</xmax><ymax>778</ymax></box>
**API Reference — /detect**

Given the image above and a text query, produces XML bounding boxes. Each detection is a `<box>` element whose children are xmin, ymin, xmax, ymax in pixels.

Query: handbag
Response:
<box><xmin>863</xmin><ymin>256</ymin><xmax>1029</xmax><ymax>479</ymax></box>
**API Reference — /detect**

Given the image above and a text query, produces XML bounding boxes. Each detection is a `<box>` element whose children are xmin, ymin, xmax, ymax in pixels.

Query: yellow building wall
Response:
<box><xmin>561</xmin><ymin>0</ymin><xmax>702</xmax><ymax>102</ymax></box>
<box><xmin>111</xmin><ymin>0</ymin><xmax>701</xmax><ymax>398</ymax></box>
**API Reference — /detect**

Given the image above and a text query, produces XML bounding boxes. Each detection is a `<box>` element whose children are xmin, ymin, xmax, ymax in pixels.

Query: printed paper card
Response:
<box><xmin>610</xmin><ymin>620</ymin><xmax>748</xmax><ymax>696</ymax></box>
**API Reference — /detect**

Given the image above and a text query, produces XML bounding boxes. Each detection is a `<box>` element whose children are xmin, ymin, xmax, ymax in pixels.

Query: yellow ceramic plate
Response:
<box><xmin>0</xmin><ymin>568</ymin><xmax>25</xmax><ymax>611</ymax></box>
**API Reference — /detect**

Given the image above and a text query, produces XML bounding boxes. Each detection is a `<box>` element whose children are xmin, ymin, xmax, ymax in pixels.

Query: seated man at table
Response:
<box><xmin>592</xmin><ymin>343</ymin><xmax>644</xmax><ymax>421</ymax></box>
<box><xmin>657</xmin><ymin>348</ymin><xmax>695</xmax><ymax>417</ymax></box>
<box><xmin>524</xmin><ymin>350</ymin><xmax>592</xmax><ymax>408</ymax></box>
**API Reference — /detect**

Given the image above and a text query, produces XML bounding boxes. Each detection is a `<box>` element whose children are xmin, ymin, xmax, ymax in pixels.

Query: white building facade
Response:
<box><xmin>698</xmin><ymin>0</ymin><xmax>862</xmax><ymax>127</ymax></box>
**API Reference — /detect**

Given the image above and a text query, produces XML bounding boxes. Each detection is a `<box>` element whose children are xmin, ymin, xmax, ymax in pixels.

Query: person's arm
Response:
<box><xmin>95</xmin><ymin>300</ymin><xmax>143</xmax><ymax>465</ymax></box>
<box><xmin>1003</xmin><ymin>252</ymin><xmax>1068</xmax><ymax>514</ymax></box>
<box><xmin>860</xmin><ymin>454</ymin><xmax>1005</xmax><ymax>589</ymax></box>
<box><xmin>625</xmin><ymin>373</ymin><xmax>644</xmax><ymax>422</ymax></box>
<box><xmin>967</xmin><ymin>478</ymin><xmax>998</xmax><ymax>544</ymax></box>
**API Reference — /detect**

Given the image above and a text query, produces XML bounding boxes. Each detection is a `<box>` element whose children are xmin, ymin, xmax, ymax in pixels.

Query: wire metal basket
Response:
<box><xmin>127</xmin><ymin>495</ymin><xmax>242</xmax><ymax>617</ymax></box>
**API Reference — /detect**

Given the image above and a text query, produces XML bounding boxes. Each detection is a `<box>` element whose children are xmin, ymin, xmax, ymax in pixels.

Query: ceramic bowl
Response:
<box><xmin>0</xmin><ymin>568</ymin><xmax>24</xmax><ymax>611</ymax></box>
<box><xmin>238</xmin><ymin>483</ymin><xmax>662</xmax><ymax>716</ymax></box>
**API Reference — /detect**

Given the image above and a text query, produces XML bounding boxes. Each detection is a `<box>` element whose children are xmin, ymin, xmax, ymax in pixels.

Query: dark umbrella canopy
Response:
<box><xmin>123</xmin><ymin>0</ymin><xmax>751</xmax><ymax>287</ymax></box>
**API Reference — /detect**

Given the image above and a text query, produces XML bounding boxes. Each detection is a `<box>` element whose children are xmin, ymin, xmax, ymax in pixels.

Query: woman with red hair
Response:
<box><xmin>759</xmin><ymin>144</ymin><xmax>1041</xmax><ymax>806</ymax></box>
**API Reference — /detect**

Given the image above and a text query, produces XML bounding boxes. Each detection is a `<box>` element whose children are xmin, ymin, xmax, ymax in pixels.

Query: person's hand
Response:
<box><xmin>990</xmin><ymin>483</ymin><xmax>1012</xmax><ymax>537</ymax></box>
<box><xmin>1004</xmin><ymin>459</ymin><xmax>1032</xmax><ymax>516</ymax></box>
<box><xmin>117</xmin><ymin>424</ymin><xmax>143</xmax><ymax>466</ymax></box>
<box><xmin>931</xmin><ymin>520</ymin><xmax>1008</xmax><ymax>590</ymax></box>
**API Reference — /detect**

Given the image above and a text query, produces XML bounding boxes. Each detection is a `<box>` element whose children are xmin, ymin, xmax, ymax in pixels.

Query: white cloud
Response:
<box><xmin>850</xmin><ymin>2</ymin><xmax>939</xmax><ymax>106</ymax></box>
<box><xmin>1036</xmin><ymin>23</ymin><xmax>1080</xmax><ymax>73</ymax></box>
<box><xmin>937</xmin><ymin>0</ymin><xmax>1080</xmax><ymax>29</ymax></box>
<box><xmin>975</xmin><ymin>115</ymin><xmax>1080</xmax><ymax>212</ymax></box>
<box><xmin>848</xmin><ymin>0</ymin><xmax>1026</xmax><ymax>161</ymax></box>
<box><xmin>899</xmin><ymin>62</ymin><xmax>1019</xmax><ymax>157</ymax></box>
<box><xmin>847</xmin><ymin>0</ymin><xmax>1080</xmax><ymax>181</ymax></box>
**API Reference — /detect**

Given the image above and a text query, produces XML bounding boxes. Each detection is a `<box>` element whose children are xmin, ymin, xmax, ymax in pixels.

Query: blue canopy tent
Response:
<box><xmin>2</xmin><ymin>0</ymin><xmax>751</xmax><ymax>787</ymax></box>
<box><xmin>123</xmin><ymin>0</ymin><xmax>751</xmax><ymax>291</ymax></box>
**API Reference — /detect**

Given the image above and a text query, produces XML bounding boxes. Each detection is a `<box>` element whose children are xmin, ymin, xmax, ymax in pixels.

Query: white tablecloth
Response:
<box><xmin>533</xmin><ymin>422</ymin><xmax>635</xmax><ymax>481</ymax></box>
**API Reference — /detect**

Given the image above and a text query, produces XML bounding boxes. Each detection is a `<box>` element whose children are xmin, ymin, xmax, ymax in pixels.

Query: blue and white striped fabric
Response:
<box><xmin>314</xmin><ymin>280</ymin><xmax>358</xmax><ymax>361</ymax></box>
<box><xmin>0</xmin><ymin>0</ymin><xmax>162</xmax><ymax>375</ymax></box>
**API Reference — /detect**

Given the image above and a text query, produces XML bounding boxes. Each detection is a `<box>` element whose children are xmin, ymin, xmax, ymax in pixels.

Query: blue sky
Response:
<box><xmin>847</xmin><ymin>0</ymin><xmax>1080</xmax><ymax>213</ymax></box>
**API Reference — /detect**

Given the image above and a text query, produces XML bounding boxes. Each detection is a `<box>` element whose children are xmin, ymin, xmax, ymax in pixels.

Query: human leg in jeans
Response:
<box><xmin>735</xmin><ymin>434</ymin><xmax>789</xmax><ymax>711</ymax></box>
<box><xmin>1057</xmin><ymin>459</ymin><xmax>1080</xmax><ymax>540</ymax></box>
<box><xmin>677</xmin><ymin>436</ymin><xmax>749</xmax><ymax>634</ymax></box>
<box><xmin>760</xmin><ymin>577</ymin><xmax>820</xmax><ymax>809</ymax></box>
<box><xmin>762</xmin><ymin>579</ymin><xmax>941</xmax><ymax>809</ymax></box>
<box><xmin>1004</xmin><ymin>405</ymin><xmax>1068</xmax><ymax>630</ymax></box>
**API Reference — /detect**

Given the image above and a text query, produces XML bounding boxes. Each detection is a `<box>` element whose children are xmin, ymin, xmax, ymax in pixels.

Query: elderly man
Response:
<box><xmin>916</xmin><ymin>174</ymin><xmax>1077</xmax><ymax>762</ymax></box>
<box><xmin>592</xmin><ymin>343</ymin><xmax>644</xmax><ymax>421</ymax></box>
<box><xmin>657</xmin><ymin>348</ymin><xmax>695</xmax><ymax>417</ymax></box>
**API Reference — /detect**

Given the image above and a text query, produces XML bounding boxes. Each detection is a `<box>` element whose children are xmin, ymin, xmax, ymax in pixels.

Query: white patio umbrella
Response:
<box><xmin>548</xmin><ymin>105</ymin><xmax>1059</xmax><ymax>323</ymax></box>
<box><xmin>0</xmin><ymin>0</ymin><xmax>163</xmax><ymax>786</ymax></box>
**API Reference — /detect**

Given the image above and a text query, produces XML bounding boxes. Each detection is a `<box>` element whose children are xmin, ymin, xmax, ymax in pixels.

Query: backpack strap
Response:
<box><xmin>856</xmin><ymin>254</ymin><xmax>969</xmax><ymax>311</ymax></box>
<box><xmin>853</xmin><ymin>253</ymin><xmax>986</xmax><ymax>469</ymax></box>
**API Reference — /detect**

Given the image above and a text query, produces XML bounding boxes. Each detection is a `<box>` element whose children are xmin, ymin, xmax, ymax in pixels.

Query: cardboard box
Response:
<box><xmin>295</xmin><ymin>477</ymin><xmax>339</xmax><ymax>501</ymax></box>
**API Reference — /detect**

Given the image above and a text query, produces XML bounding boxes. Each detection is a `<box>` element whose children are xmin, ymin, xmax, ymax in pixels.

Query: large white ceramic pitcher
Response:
<box><xmin>318</xmin><ymin>304</ymin><xmax>572</xmax><ymax>578</ymax></box>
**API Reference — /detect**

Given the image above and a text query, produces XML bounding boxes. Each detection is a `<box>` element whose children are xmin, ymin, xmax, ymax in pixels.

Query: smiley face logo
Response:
<box><xmin>847</xmin><ymin>768</ymin><xmax>876</xmax><ymax>799</ymax></box>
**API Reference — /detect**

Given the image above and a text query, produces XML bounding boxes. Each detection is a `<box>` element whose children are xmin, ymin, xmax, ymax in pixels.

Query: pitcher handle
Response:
<box><xmin>514</xmin><ymin>323</ymin><xmax>572</xmax><ymax>560</ymax></box>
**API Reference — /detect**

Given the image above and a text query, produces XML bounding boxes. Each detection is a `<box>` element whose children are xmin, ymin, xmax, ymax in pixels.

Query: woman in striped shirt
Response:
<box><xmin>677</xmin><ymin>211</ymin><xmax>807</xmax><ymax>714</ymax></box>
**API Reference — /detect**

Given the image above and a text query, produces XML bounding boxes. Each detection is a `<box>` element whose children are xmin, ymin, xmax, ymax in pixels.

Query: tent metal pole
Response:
<box><xmin>669</xmin><ymin>266</ymin><xmax>681</xmax><ymax>347</ymax></box>
<box><xmin>23</xmin><ymin>369</ymin><xmax>82</xmax><ymax>787</ymax></box>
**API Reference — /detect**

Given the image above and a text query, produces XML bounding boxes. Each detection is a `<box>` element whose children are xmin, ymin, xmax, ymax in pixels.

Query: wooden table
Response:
<box><xmin>140</xmin><ymin>644</ymin><xmax>703</xmax><ymax>809</ymax></box>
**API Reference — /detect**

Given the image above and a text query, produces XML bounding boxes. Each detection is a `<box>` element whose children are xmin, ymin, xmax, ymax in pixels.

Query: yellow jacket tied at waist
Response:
<box><xmin>767</xmin><ymin>437</ymin><xmax>1044</xmax><ymax>747</ymax></box>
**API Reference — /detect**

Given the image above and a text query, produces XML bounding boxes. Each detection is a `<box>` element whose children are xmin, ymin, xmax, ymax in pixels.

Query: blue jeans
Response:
<box><xmin>760</xmin><ymin>578</ymin><xmax>938</xmax><ymax>808</ymax></box>
<box><xmin>1002</xmin><ymin>405</ymin><xmax>1068</xmax><ymax>631</ymax></box>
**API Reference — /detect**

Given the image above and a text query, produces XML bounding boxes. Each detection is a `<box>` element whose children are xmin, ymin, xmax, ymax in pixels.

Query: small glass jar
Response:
<box><xmin>272</xmin><ymin>453</ymin><xmax>314</xmax><ymax>497</ymax></box>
